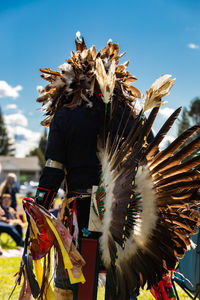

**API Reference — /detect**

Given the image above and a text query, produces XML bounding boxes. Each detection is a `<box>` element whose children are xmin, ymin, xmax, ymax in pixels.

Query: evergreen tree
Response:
<box><xmin>0</xmin><ymin>106</ymin><xmax>14</xmax><ymax>155</ymax></box>
<box><xmin>177</xmin><ymin>98</ymin><xmax>200</xmax><ymax>159</ymax></box>
<box><xmin>188</xmin><ymin>97</ymin><xmax>200</xmax><ymax>124</ymax></box>
<box><xmin>177</xmin><ymin>107</ymin><xmax>190</xmax><ymax>135</ymax></box>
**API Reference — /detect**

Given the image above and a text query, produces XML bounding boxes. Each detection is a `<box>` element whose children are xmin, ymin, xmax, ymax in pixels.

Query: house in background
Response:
<box><xmin>0</xmin><ymin>156</ymin><xmax>41</xmax><ymax>183</ymax></box>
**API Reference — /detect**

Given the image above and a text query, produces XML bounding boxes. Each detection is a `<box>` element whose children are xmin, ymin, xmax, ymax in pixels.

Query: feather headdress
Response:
<box><xmin>37</xmin><ymin>33</ymin><xmax>141</xmax><ymax>126</ymax></box>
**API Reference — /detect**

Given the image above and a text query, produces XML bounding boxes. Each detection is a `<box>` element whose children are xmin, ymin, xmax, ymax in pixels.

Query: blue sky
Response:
<box><xmin>0</xmin><ymin>0</ymin><xmax>199</xmax><ymax>156</ymax></box>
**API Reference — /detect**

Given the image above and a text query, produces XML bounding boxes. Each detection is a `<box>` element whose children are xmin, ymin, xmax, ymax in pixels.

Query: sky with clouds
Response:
<box><xmin>0</xmin><ymin>0</ymin><xmax>199</xmax><ymax>157</ymax></box>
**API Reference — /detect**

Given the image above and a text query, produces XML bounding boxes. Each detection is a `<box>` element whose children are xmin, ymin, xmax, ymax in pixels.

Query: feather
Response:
<box><xmin>39</xmin><ymin>68</ymin><xmax>61</xmax><ymax>77</ymax></box>
<box><xmin>143</xmin><ymin>75</ymin><xmax>176</xmax><ymax>112</ymax></box>
<box><xmin>25</xmin><ymin>253</ymin><xmax>40</xmax><ymax>298</ymax></box>
<box><xmin>75</xmin><ymin>36</ymin><xmax>87</xmax><ymax>52</ymax></box>
<box><xmin>153</xmin><ymin>154</ymin><xmax>200</xmax><ymax>181</ymax></box>
<box><xmin>95</xmin><ymin>57</ymin><xmax>116</xmax><ymax>104</ymax></box>
<box><xmin>150</xmin><ymin>125</ymin><xmax>200</xmax><ymax>169</ymax></box>
<box><xmin>151</xmin><ymin>137</ymin><xmax>200</xmax><ymax>175</ymax></box>
<box><xmin>109</xmin><ymin>43</ymin><xmax>120</xmax><ymax>59</ymax></box>
<box><xmin>145</xmin><ymin>107</ymin><xmax>182</xmax><ymax>161</ymax></box>
<box><xmin>125</xmin><ymin>84</ymin><xmax>141</xmax><ymax>98</ymax></box>
<box><xmin>76</xmin><ymin>31</ymin><xmax>82</xmax><ymax>42</ymax></box>
<box><xmin>110</xmin><ymin>117</ymin><xmax>142</xmax><ymax>169</ymax></box>
<box><xmin>124</xmin><ymin>107</ymin><xmax>159</xmax><ymax>175</ymax></box>
<box><xmin>154</xmin><ymin>170</ymin><xmax>200</xmax><ymax>189</ymax></box>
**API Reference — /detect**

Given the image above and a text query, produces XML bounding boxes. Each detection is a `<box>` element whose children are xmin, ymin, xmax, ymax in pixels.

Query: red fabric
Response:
<box><xmin>158</xmin><ymin>281</ymin><xmax>168</xmax><ymax>300</ymax></box>
<box><xmin>150</xmin><ymin>274</ymin><xmax>176</xmax><ymax>300</ymax></box>
<box><xmin>77</xmin><ymin>238</ymin><xmax>98</xmax><ymax>300</ymax></box>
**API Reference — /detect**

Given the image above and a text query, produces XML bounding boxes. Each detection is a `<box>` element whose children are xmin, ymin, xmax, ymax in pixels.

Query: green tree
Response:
<box><xmin>177</xmin><ymin>98</ymin><xmax>200</xmax><ymax>160</ymax></box>
<box><xmin>178</xmin><ymin>107</ymin><xmax>190</xmax><ymax>136</ymax></box>
<box><xmin>0</xmin><ymin>107</ymin><xmax>14</xmax><ymax>155</ymax></box>
<box><xmin>188</xmin><ymin>97</ymin><xmax>200</xmax><ymax>124</ymax></box>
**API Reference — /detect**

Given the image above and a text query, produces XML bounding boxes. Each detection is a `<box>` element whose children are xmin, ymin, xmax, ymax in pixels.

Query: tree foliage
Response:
<box><xmin>178</xmin><ymin>97</ymin><xmax>200</xmax><ymax>159</ymax></box>
<box><xmin>178</xmin><ymin>107</ymin><xmax>190</xmax><ymax>136</ymax></box>
<box><xmin>188</xmin><ymin>97</ymin><xmax>200</xmax><ymax>124</ymax></box>
<box><xmin>178</xmin><ymin>97</ymin><xmax>200</xmax><ymax>132</ymax></box>
<box><xmin>0</xmin><ymin>107</ymin><xmax>14</xmax><ymax>155</ymax></box>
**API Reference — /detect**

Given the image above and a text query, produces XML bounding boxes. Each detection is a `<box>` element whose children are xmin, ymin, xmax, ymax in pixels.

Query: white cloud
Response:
<box><xmin>0</xmin><ymin>81</ymin><xmax>23</xmax><ymax>99</ymax></box>
<box><xmin>188</xmin><ymin>43</ymin><xmax>200</xmax><ymax>49</ymax></box>
<box><xmin>6</xmin><ymin>125</ymin><xmax>41</xmax><ymax>158</ymax></box>
<box><xmin>159</xmin><ymin>107</ymin><xmax>175</xmax><ymax>119</ymax></box>
<box><xmin>6</xmin><ymin>104</ymin><xmax>18</xmax><ymax>110</ymax></box>
<box><xmin>4</xmin><ymin>113</ymin><xmax>28</xmax><ymax>127</ymax></box>
<box><xmin>4</xmin><ymin>110</ymin><xmax>42</xmax><ymax>157</ymax></box>
<box><xmin>159</xmin><ymin>135</ymin><xmax>175</xmax><ymax>150</ymax></box>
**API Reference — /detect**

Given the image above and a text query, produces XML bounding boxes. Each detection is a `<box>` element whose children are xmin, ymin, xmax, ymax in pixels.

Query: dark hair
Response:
<box><xmin>2</xmin><ymin>193</ymin><xmax>12</xmax><ymax>201</ymax></box>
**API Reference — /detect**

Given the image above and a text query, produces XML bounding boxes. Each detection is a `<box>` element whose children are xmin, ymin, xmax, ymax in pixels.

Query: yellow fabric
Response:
<box><xmin>45</xmin><ymin>216</ymin><xmax>85</xmax><ymax>284</ymax></box>
<box><xmin>34</xmin><ymin>259</ymin><xmax>56</xmax><ymax>300</ymax></box>
<box><xmin>29</xmin><ymin>218</ymin><xmax>38</xmax><ymax>238</ymax></box>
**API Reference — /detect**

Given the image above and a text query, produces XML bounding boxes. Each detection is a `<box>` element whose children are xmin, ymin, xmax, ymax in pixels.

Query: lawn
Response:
<box><xmin>0</xmin><ymin>255</ymin><xmax>191</xmax><ymax>300</ymax></box>
<box><xmin>0</xmin><ymin>257</ymin><xmax>21</xmax><ymax>300</ymax></box>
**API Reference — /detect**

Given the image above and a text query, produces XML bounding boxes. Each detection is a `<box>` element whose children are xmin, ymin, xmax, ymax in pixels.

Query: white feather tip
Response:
<box><xmin>76</xmin><ymin>31</ymin><xmax>82</xmax><ymax>42</ymax></box>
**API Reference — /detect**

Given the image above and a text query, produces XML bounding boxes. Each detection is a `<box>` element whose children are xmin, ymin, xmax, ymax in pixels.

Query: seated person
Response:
<box><xmin>0</xmin><ymin>193</ymin><xmax>24</xmax><ymax>247</ymax></box>
<box><xmin>0</xmin><ymin>173</ymin><xmax>19</xmax><ymax>210</ymax></box>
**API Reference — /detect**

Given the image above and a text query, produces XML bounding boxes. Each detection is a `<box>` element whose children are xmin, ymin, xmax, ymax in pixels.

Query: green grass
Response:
<box><xmin>0</xmin><ymin>254</ymin><xmax>192</xmax><ymax>300</ymax></box>
<box><xmin>0</xmin><ymin>233</ymin><xmax>18</xmax><ymax>250</ymax></box>
<box><xmin>0</xmin><ymin>257</ymin><xmax>21</xmax><ymax>300</ymax></box>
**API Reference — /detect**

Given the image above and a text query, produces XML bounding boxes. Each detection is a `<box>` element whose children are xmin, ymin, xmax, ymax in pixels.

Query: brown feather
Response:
<box><xmin>156</xmin><ymin>179</ymin><xmax>200</xmax><ymax>194</ymax></box>
<box><xmin>39</xmin><ymin>68</ymin><xmax>61</xmax><ymax>76</ymax></box>
<box><xmin>75</xmin><ymin>37</ymin><xmax>87</xmax><ymax>52</ymax></box>
<box><xmin>151</xmin><ymin>137</ymin><xmax>200</xmax><ymax>174</ymax></box>
<box><xmin>145</xmin><ymin>107</ymin><xmax>181</xmax><ymax>161</ymax></box>
<box><xmin>154</xmin><ymin>170</ymin><xmax>200</xmax><ymax>188</ymax></box>
<box><xmin>152</xmin><ymin>155</ymin><xmax>200</xmax><ymax>181</ymax></box>
<box><xmin>150</xmin><ymin>125</ymin><xmax>200</xmax><ymax>169</ymax></box>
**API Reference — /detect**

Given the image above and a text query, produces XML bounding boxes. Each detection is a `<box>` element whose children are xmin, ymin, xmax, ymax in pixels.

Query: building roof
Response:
<box><xmin>0</xmin><ymin>156</ymin><xmax>41</xmax><ymax>172</ymax></box>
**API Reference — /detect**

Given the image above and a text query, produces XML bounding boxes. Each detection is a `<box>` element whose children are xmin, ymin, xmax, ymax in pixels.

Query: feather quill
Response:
<box><xmin>95</xmin><ymin>57</ymin><xmax>116</xmax><ymax>104</ymax></box>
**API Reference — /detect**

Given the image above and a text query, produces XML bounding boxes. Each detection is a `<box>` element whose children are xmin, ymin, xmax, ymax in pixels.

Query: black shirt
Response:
<box><xmin>45</xmin><ymin>106</ymin><xmax>102</xmax><ymax>191</ymax></box>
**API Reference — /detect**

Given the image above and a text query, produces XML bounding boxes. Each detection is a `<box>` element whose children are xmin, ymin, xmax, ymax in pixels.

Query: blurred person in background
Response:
<box><xmin>0</xmin><ymin>193</ymin><xmax>24</xmax><ymax>247</ymax></box>
<box><xmin>0</xmin><ymin>173</ymin><xmax>19</xmax><ymax>210</ymax></box>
